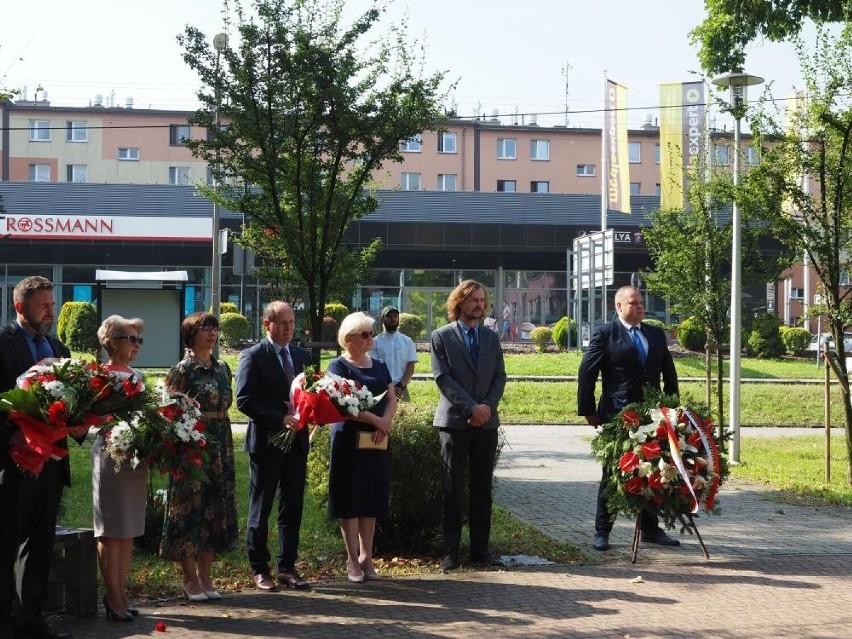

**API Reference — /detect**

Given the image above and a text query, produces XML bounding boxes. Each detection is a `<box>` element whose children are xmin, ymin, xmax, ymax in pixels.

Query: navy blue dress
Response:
<box><xmin>327</xmin><ymin>357</ymin><xmax>392</xmax><ymax>519</ymax></box>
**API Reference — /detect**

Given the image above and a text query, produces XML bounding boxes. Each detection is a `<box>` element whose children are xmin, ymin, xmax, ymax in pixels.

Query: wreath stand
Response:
<box><xmin>630</xmin><ymin>513</ymin><xmax>710</xmax><ymax>563</ymax></box>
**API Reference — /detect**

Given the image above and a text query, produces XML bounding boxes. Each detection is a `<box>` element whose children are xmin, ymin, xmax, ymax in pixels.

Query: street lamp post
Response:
<box><xmin>210</xmin><ymin>32</ymin><xmax>228</xmax><ymax>322</ymax></box>
<box><xmin>711</xmin><ymin>71</ymin><xmax>764</xmax><ymax>464</ymax></box>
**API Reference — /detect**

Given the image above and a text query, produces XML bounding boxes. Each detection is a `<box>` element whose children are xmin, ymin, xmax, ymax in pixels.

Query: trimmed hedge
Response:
<box><xmin>642</xmin><ymin>318</ymin><xmax>666</xmax><ymax>331</ymax></box>
<box><xmin>677</xmin><ymin>316</ymin><xmax>706</xmax><ymax>352</ymax></box>
<box><xmin>781</xmin><ymin>326</ymin><xmax>811</xmax><ymax>356</ymax></box>
<box><xmin>529</xmin><ymin>326</ymin><xmax>553</xmax><ymax>353</ymax></box>
<box><xmin>398</xmin><ymin>313</ymin><xmax>424</xmax><ymax>340</ymax></box>
<box><xmin>323</xmin><ymin>303</ymin><xmax>349</xmax><ymax>325</ymax></box>
<box><xmin>218</xmin><ymin>312</ymin><xmax>251</xmax><ymax>348</ymax></box>
<box><xmin>747</xmin><ymin>312</ymin><xmax>784</xmax><ymax>359</ymax></box>
<box><xmin>62</xmin><ymin>301</ymin><xmax>99</xmax><ymax>354</ymax></box>
<box><xmin>551</xmin><ymin>317</ymin><xmax>578</xmax><ymax>350</ymax></box>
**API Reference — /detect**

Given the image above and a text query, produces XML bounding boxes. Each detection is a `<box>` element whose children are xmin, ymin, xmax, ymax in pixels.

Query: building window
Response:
<box><xmin>28</xmin><ymin>164</ymin><xmax>50</xmax><ymax>182</ymax></box>
<box><xmin>29</xmin><ymin>120</ymin><xmax>50</xmax><ymax>142</ymax></box>
<box><xmin>66</xmin><ymin>165</ymin><xmax>87</xmax><ymax>183</ymax></box>
<box><xmin>438</xmin><ymin>132</ymin><xmax>456</xmax><ymax>153</ymax></box>
<box><xmin>66</xmin><ymin>121</ymin><xmax>87</xmax><ymax>142</ymax></box>
<box><xmin>629</xmin><ymin>142</ymin><xmax>641</xmax><ymax>163</ymax></box>
<box><xmin>714</xmin><ymin>144</ymin><xmax>730</xmax><ymax>165</ymax></box>
<box><xmin>577</xmin><ymin>164</ymin><xmax>596</xmax><ymax>177</ymax></box>
<box><xmin>437</xmin><ymin>173</ymin><xmax>457</xmax><ymax>191</ymax></box>
<box><xmin>630</xmin><ymin>182</ymin><xmax>641</xmax><ymax>196</ymax></box>
<box><xmin>497</xmin><ymin>180</ymin><xmax>516</xmax><ymax>192</ymax></box>
<box><xmin>530</xmin><ymin>139</ymin><xmax>550</xmax><ymax>160</ymax></box>
<box><xmin>169</xmin><ymin>124</ymin><xmax>191</xmax><ymax>146</ymax></box>
<box><xmin>401</xmin><ymin>172</ymin><xmax>421</xmax><ymax>190</ymax></box>
<box><xmin>655</xmin><ymin>183</ymin><xmax>661</xmax><ymax>196</ymax></box>
<box><xmin>118</xmin><ymin>147</ymin><xmax>140</xmax><ymax>161</ymax></box>
<box><xmin>169</xmin><ymin>166</ymin><xmax>191</xmax><ymax>185</ymax></box>
<box><xmin>531</xmin><ymin>181</ymin><xmax>549</xmax><ymax>193</ymax></box>
<box><xmin>400</xmin><ymin>137</ymin><xmax>422</xmax><ymax>152</ymax></box>
<box><xmin>790</xmin><ymin>288</ymin><xmax>805</xmax><ymax>299</ymax></box>
<box><xmin>745</xmin><ymin>146</ymin><xmax>761</xmax><ymax>165</ymax></box>
<box><xmin>497</xmin><ymin>138</ymin><xmax>516</xmax><ymax>159</ymax></box>
<box><xmin>654</xmin><ymin>143</ymin><xmax>660</xmax><ymax>164</ymax></box>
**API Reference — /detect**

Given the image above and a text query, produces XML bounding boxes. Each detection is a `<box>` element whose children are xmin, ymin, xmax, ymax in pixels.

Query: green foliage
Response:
<box><xmin>57</xmin><ymin>301</ymin><xmax>85</xmax><ymax>343</ymax></box>
<box><xmin>677</xmin><ymin>316</ymin><xmax>706</xmax><ymax>352</ymax></box>
<box><xmin>782</xmin><ymin>326</ymin><xmax>811</xmax><ymax>356</ymax></box>
<box><xmin>747</xmin><ymin>312</ymin><xmax>784</xmax><ymax>359</ymax></box>
<box><xmin>551</xmin><ymin>317</ymin><xmax>578</xmax><ymax>350</ymax></box>
<box><xmin>529</xmin><ymin>327</ymin><xmax>553</xmax><ymax>353</ymax></box>
<box><xmin>642</xmin><ymin>318</ymin><xmax>666</xmax><ymax>331</ymax></box>
<box><xmin>179</xmin><ymin>0</ymin><xmax>448</xmax><ymax>343</ymax></box>
<box><xmin>64</xmin><ymin>302</ymin><xmax>99</xmax><ymax>354</ymax></box>
<box><xmin>218</xmin><ymin>312</ymin><xmax>251</xmax><ymax>348</ymax></box>
<box><xmin>219</xmin><ymin>302</ymin><xmax>239</xmax><ymax>315</ymax></box>
<box><xmin>321</xmin><ymin>316</ymin><xmax>339</xmax><ymax>342</ymax></box>
<box><xmin>306</xmin><ymin>404</ymin><xmax>501</xmax><ymax>552</ymax></box>
<box><xmin>397</xmin><ymin>312</ymin><xmax>424</xmax><ymax>340</ymax></box>
<box><xmin>323</xmin><ymin>303</ymin><xmax>349</xmax><ymax>325</ymax></box>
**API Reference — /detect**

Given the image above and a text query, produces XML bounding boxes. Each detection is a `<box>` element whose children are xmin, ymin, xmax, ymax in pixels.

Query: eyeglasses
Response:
<box><xmin>351</xmin><ymin>331</ymin><xmax>374</xmax><ymax>339</ymax></box>
<box><xmin>116</xmin><ymin>335</ymin><xmax>144</xmax><ymax>345</ymax></box>
<box><xmin>200</xmin><ymin>325</ymin><xmax>219</xmax><ymax>333</ymax></box>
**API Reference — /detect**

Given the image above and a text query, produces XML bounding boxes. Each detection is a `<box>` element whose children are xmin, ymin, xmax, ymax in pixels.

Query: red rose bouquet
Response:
<box><xmin>143</xmin><ymin>380</ymin><xmax>208</xmax><ymax>481</ymax></box>
<box><xmin>591</xmin><ymin>390</ymin><xmax>729</xmax><ymax>529</ymax></box>
<box><xmin>0</xmin><ymin>358</ymin><xmax>150</xmax><ymax>476</ymax></box>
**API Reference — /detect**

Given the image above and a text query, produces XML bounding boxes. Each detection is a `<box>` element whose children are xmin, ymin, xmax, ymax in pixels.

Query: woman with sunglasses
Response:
<box><xmin>161</xmin><ymin>312</ymin><xmax>238</xmax><ymax>601</ymax></box>
<box><xmin>92</xmin><ymin>315</ymin><xmax>147</xmax><ymax>621</ymax></box>
<box><xmin>327</xmin><ymin>312</ymin><xmax>397</xmax><ymax>583</ymax></box>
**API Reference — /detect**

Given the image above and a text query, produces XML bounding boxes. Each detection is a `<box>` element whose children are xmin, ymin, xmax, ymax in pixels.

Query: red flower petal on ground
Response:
<box><xmin>619</xmin><ymin>451</ymin><xmax>640</xmax><ymax>473</ymax></box>
<box><xmin>641</xmin><ymin>440</ymin><xmax>662</xmax><ymax>460</ymax></box>
<box><xmin>624</xmin><ymin>476</ymin><xmax>645</xmax><ymax>494</ymax></box>
<box><xmin>155</xmin><ymin>622</ymin><xmax>167</xmax><ymax>632</ymax></box>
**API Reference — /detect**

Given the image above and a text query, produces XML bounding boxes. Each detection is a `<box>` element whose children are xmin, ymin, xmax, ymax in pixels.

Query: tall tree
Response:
<box><xmin>179</xmin><ymin>0</ymin><xmax>448</xmax><ymax>341</ymax></box>
<box><xmin>744</xmin><ymin>26</ymin><xmax>852</xmax><ymax>482</ymax></box>
<box><xmin>691</xmin><ymin>0</ymin><xmax>852</xmax><ymax>75</ymax></box>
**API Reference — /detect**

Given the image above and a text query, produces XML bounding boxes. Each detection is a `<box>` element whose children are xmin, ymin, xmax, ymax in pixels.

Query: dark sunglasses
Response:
<box><xmin>116</xmin><ymin>335</ymin><xmax>144</xmax><ymax>345</ymax></box>
<box><xmin>352</xmin><ymin>331</ymin><xmax>374</xmax><ymax>339</ymax></box>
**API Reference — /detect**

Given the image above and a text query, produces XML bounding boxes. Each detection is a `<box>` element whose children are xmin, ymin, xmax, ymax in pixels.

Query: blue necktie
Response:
<box><xmin>467</xmin><ymin>327</ymin><xmax>479</xmax><ymax>366</ymax></box>
<box><xmin>630</xmin><ymin>326</ymin><xmax>647</xmax><ymax>366</ymax></box>
<box><xmin>280</xmin><ymin>346</ymin><xmax>295</xmax><ymax>380</ymax></box>
<box><xmin>34</xmin><ymin>336</ymin><xmax>53</xmax><ymax>361</ymax></box>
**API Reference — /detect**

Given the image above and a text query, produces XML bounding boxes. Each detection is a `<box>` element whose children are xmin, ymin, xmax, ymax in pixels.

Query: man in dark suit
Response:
<box><xmin>578</xmin><ymin>285</ymin><xmax>680</xmax><ymax>552</ymax></box>
<box><xmin>0</xmin><ymin>276</ymin><xmax>83</xmax><ymax>639</ymax></box>
<box><xmin>236</xmin><ymin>301</ymin><xmax>313</xmax><ymax>592</ymax></box>
<box><xmin>431</xmin><ymin>280</ymin><xmax>507</xmax><ymax>572</ymax></box>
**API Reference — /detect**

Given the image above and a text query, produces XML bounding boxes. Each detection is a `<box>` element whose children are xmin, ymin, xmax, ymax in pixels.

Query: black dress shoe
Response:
<box><xmin>592</xmin><ymin>531</ymin><xmax>610</xmax><ymax>551</ymax></box>
<box><xmin>470</xmin><ymin>553</ymin><xmax>505</xmax><ymax>568</ymax></box>
<box><xmin>440</xmin><ymin>555</ymin><xmax>458</xmax><ymax>573</ymax></box>
<box><xmin>15</xmin><ymin>620</ymin><xmax>73</xmax><ymax>639</ymax></box>
<box><xmin>641</xmin><ymin>529</ymin><xmax>681</xmax><ymax>547</ymax></box>
<box><xmin>277</xmin><ymin>568</ymin><xmax>310</xmax><ymax>590</ymax></box>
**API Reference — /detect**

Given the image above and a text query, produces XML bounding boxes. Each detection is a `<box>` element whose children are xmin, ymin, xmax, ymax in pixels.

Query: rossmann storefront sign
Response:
<box><xmin>3</xmin><ymin>215</ymin><xmax>212</xmax><ymax>241</ymax></box>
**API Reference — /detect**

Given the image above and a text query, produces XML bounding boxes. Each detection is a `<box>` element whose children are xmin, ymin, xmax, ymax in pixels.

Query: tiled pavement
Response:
<box><xmin>57</xmin><ymin>425</ymin><xmax>852</xmax><ymax>638</ymax></box>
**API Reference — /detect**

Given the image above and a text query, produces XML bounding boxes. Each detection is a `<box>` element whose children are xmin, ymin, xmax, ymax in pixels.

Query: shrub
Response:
<box><xmin>677</xmin><ymin>316</ymin><xmax>706</xmax><ymax>352</ymax></box>
<box><xmin>306</xmin><ymin>403</ymin><xmax>501</xmax><ymax>553</ymax></box>
<box><xmin>551</xmin><ymin>317</ymin><xmax>578</xmax><ymax>350</ymax></box>
<box><xmin>397</xmin><ymin>313</ymin><xmax>424</xmax><ymax>340</ymax></box>
<box><xmin>321</xmin><ymin>316</ymin><xmax>339</xmax><ymax>342</ymax></box>
<box><xmin>747</xmin><ymin>312</ymin><xmax>784</xmax><ymax>359</ymax></box>
<box><xmin>642</xmin><ymin>318</ymin><xmax>666</xmax><ymax>331</ymax></box>
<box><xmin>64</xmin><ymin>302</ymin><xmax>99</xmax><ymax>354</ymax></box>
<box><xmin>218</xmin><ymin>312</ymin><xmax>251</xmax><ymax>348</ymax></box>
<box><xmin>781</xmin><ymin>326</ymin><xmax>811</xmax><ymax>356</ymax></box>
<box><xmin>323</xmin><ymin>302</ymin><xmax>349</xmax><ymax>325</ymax></box>
<box><xmin>529</xmin><ymin>326</ymin><xmax>553</xmax><ymax>353</ymax></box>
<box><xmin>220</xmin><ymin>302</ymin><xmax>240</xmax><ymax>315</ymax></box>
<box><xmin>57</xmin><ymin>301</ymin><xmax>85</xmax><ymax>343</ymax></box>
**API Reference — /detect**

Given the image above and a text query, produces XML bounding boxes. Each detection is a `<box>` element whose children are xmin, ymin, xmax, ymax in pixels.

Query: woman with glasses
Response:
<box><xmin>92</xmin><ymin>315</ymin><xmax>147</xmax><ymax>622</ymax></box>
<box><xmin>327</xmin><ymin>312</ymin><xmax>397</xmax><ymax>583</ymax></box>
<box><xmin>161</xmin><ymin>312</ymin><xmax>238</xmax><ymax>601</ymax></box>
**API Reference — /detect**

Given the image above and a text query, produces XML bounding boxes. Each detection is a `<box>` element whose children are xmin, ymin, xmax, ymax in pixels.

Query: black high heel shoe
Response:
<box><xmin>103</xmin><ymin>596</ymin><xmax>134</xmax><ymax>622</ymax></box>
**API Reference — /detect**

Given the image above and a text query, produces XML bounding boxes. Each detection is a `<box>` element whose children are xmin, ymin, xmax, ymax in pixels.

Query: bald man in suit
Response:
<box><xmin>431</xmin><ymin>280</ymin><xmax>507</xmax><ymax>572</ymax></box>
<box><xmin>577</xmin><ymin>285</ymin><xmax>680</xmax><ymax>552</ymax></box>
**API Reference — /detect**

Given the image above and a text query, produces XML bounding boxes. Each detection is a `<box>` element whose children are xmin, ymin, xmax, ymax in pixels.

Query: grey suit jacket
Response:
<box><xmin>431</xmin><ymin>322</ymin><xmax>507</xmax><ymax>430</ymax></box>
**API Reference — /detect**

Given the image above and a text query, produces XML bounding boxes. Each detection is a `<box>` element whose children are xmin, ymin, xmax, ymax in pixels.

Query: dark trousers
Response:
<box><xmin>0</xmin><ymin>461</ymin><xmax>63</xmax><ymax>632</ymax></box>
<box><xmin>246</xmin><ymin>448</ymin><xmax>307</xmax><ymax>576</ymax></box>
<box><xmin>595</xmin><ymin>464</ymin><xmax>659</xmax><ymax>535</ymax></box>
<box><xmin>439</xmin><ymin>427</ymin><xmax>498</xmax><ymax>559</ymax></box>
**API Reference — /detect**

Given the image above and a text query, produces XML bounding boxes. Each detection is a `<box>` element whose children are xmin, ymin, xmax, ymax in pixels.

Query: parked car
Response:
<box><xmin>806</xmin><ymin>332</ymin><xmax>852</xmax><ymax>353</ymax></box>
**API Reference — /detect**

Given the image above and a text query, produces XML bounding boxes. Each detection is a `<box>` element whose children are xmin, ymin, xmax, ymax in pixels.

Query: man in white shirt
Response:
<box><xmin>371</xmin><ymin>305</ymin><xmax>417</xmax><ymax>401</ymax></box>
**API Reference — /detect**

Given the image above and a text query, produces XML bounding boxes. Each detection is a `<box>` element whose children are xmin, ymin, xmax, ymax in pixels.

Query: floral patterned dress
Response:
<box><xmin>160</xmin><ymin>355</ymin><xmax>238</xmax><ymax>560</ymax></box>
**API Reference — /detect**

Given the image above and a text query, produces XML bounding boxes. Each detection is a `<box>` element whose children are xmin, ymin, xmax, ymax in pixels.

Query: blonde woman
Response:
<box><xmin>92</xmin><ymin>315</ymin><xmax>146</xmax><ymax>622</ymax></box>
<box><xmin>326</xmin><ymin>312</ymin><xmax>397</xmax><ymax>583</ymax></box>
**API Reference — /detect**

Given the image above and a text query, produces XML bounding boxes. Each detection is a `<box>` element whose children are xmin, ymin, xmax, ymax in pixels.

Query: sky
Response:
<box><xmin>0</xmin><ymin>0</ymin><xmax>816</xmax><ymax>129</ymax></box>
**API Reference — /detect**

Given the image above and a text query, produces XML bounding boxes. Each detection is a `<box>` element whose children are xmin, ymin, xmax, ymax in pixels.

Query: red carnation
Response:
<box><xmin>624</xmin><ymin>476</ymin><xmax>645</xmax><ymax>494</ymax></box>
<box><xmin>47</xmin><ymin>401</ymin><xmax>69</xmax><ymax>426</ymax></box>
<box><xmin>621</xmin><ymin>410</ymin><xmax>641</xmax><ymax>428</ymax></box>
<box><xmin>640</xmin><ymin>440</ymin><xmax>662</xmax><ymax>460</ymax></box>
<box><xmin>618</xmin><ymin>451</ymin><xmax>640</xmax><ymax>473</ymax></box>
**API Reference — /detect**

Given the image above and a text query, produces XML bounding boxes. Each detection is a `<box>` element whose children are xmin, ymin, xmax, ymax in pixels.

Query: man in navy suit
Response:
<box><xmin>431</xmin><ymin>280</ymin><xmax>507</xmax><ymax>572</ymax></box>
<box><xmin>236</xmin><ymin>301</ymin><xmax>312</xmax><ymax>592</ymax></box>
<box><xmin>0</xmin><ymin>276</ymin><xmax>83</xmax><ymax>639</ymax></box>
<box><xmin>577</xmin><ymin>285</ymin><xmax>680</xmax><ymax>552</ymax></box>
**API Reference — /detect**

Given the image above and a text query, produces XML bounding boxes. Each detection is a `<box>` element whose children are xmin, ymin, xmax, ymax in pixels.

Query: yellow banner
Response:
<box><xmin>605</xmin><ymin>80</ymin><xmax>630</xmax><ymax>214</ymax></box>
<box><xmin>659</xmin><ymin>82</ymin><xmax>704</xmax><ymax>210</ymax></box>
